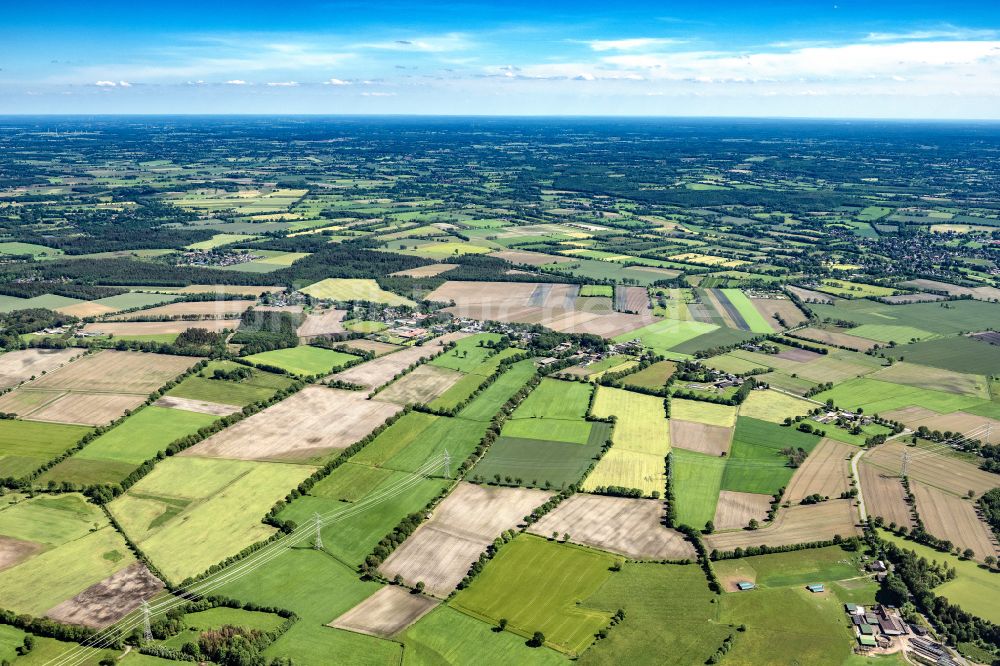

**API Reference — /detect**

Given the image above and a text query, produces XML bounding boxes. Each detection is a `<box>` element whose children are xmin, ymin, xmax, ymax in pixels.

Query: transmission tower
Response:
<box><xmin>901</xmin><ymin>450</ymin><xmax>910</xmax><ymax>478</ymax></box>
<box><xmin>313</xmin><ymin>512</ymin><xmax>324</xmax><ymax>550</ymax></box>
<box><xmin>442</xmin><ymin>449</ymin><xmax>451</xmax><ymax>479</ymax></box>
<box><xmin>142</xmin><ymin>600</ymin><xmax>152</xmax><ymax>641</ymax></box>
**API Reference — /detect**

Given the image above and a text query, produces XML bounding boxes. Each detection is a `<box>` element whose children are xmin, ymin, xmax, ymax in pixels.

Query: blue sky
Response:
<box><xmin>1</xmin><ymin>0</ymin><xmax>999</xmax><ymax>117</ymax></box>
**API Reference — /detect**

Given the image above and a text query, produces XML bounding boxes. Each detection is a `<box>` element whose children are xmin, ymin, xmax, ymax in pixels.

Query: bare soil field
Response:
<box><xmin>704</xmin><ymin>500</ymin><xmax>860</xmax><ymax>552</ymax></box>
<box><xmin>490</xmin><ymin>250</ymin><xmax>572</xmax><ymax>266</ymax></box>
<box><xmin>427</xmin><ymin>281</ymin><xmax>652</xmax><ymax>339</ymax></box>
<box><xmin>390</xmin><ymin>263</ymin><xmax>459</xmax><ymax>277</ymax></box>
<box><xmin>782</xmin><ymin>438</ymin><xmax>854</xmax><ymax>503</ymax></box>
<box><xmin>911</xmin><ymin>481</ymin><xmax>998</xmax><ymax>561</ymax></box>
<box><xmin>902</xmin><ymin>278</ymin><xmax>1000</xmax><ymax>302</ymax></box>
<box><xmin>341</xmin><ymin>339</ymin><xmax>402</xmax><ymax>357</ymax></box>
<box><xmin>153</xmin><ymin>395</ymin><xmax>240</xmax><ymax>416</ymax></box>
<box><xmin>793</xmin><ymin>327</ymin><xmax>877</xmax><ymax>352</ymax></box>
<box><xmin>858</xmin><ymin>462</ymin><xmax>913</xmax><ymax>528</ymax></box>
<box><xmin>863</xmin><ymin>441</ymin><xmax>999</xmax><ymax>496</ymax></box>
<box><xmin>616</xmin><ymin>286</ymin><xmax>652</xmax><ymax>313</ymax></box>
<box><xmin>31</xmin><ymin>351</ymin><xmax>195</xmax><ymax>394</ymax></box>
<box><xmin>26</xmin><ymin>392</ymin><xmax>147</xmax><ymax>426</ymax></box>
<box><xmin>751</xmin><ymin>297</ymin><xmax>808</xmax><ymax>329</ymax></box>
<box><xmin>376</xmin><ymin>365</ymin><xmax>465</xmax><ymax>405</ymax></box>
<box><xmin>183</xmin><ymin>386</ymin><xmax>402</xmax><ymax>461</ymax></box>
<box><xmin>45</xmin><ymin>562</ymin><xmax>163</xmax><ymax>629</ymax></box>
<box><xmin>774</xmin><ymin>347</ymin><xmax>823</xmax><ymax>363</ymax></box>
<box><xmin>56</xmin><ymin>302</ymin><xmax>117</xmax><ymax>318</ymax></box>
<box><xmin>83</xmin><ymin>319</ymin><xmax>234</xmax><ymax>336</ymax></box>
<box><xmin>527</xmin><ymin>494</ymin><xmax>695</xmax><ymax>561</ymax></box>
<box><xmin>110</xmin><ymin>300</ymin><xmax>255</xmax><ymax>320</ymax></box>
<box><xmin>880</xmin><ymin>407</ymin><xmax>1000</xmax><ymax>444</ymax></box>
<box><xmin>379</xmin><ymin>483</ymin><xmax>551</xmax><ymax>597</ymax></box>
<box><xmin>713</xmin><ymin>491</ymin><xmax>772</xmax><ymax>531</ymax></box>
<box><xmin>329</xmin><ymin>586</ymin><xmax>437</xmax><ymax>637</ymax></box>
<box><xmin>327</xmin><ymin>332</ymin><xmax>469</xmax><ymax>389</ymax></box>
<box><xmin>670</xmin><ymin>420</ymin><xmax>733</xmax><ymax>456</ymax></box>
<box><xmin>296</xmin><ymin>309</ymin><xmax>346</xmax><ymax>339</ymax></box>
<box><xmin>787</xmin><ymin>286</ymin><xmax>833</xmax><ymax>304</ymax></box>
<box><xmin>0</xmin><ymin>535</ymin><xmax>44</xmax><ymax>573</ymax></box>
<box><xmin>0</xmin><ymin>348</ymin><xmax>83</xmax><ymax>389</ymax></box>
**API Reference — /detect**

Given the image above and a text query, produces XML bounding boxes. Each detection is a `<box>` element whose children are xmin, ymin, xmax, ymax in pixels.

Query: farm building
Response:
<box><xmin>806</xmin><ymin>584</ymin><xmax>825</xmax><ymax>593</ymax></box>
<box><xmin>736</xmin><ymin>581</ymin><xmax>755</xmax><ymax>591</ymax></box>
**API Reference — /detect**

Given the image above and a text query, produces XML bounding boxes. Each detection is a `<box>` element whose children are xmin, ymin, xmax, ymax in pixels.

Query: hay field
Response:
<box><xmin>793</xmin><ymin>327</ymin><xmax>877</xmax><ymax>352</ymax></box>
<box><xmin>0</xmin><ymin>348</ymin><xmax>83</xmax><ymax>389</ymax></box>
<box><xmin>737</xmin><ymin>389</ymin><xmax>815</xmax><ymax>423</ymax></box>
<box><xmin>389</xmin><ymin>262</ymin><xmax>459</xmax><ymax>278</ymax></box>
<box><xmin>110</xmin><ymin>300</ymin><xmax>255</xmax><ymax>320</ymax></box>
<box><xmin>490</xmin><ymin>250</ymin><xmax>572</xmax><ymax>266</ymax></box>
<box><xmin>30</xmin><ymin>350</ymin><xmax>195</xmax><ymax>394</ymax></box>
<box><xmin>582</xmin><ymin>449</ymin><xmax>666</xmax><ymax>498</ymax></box>
<box><xmin>713</xmin><ymin>491</ymin><xmax>772</xmax><ymax>530</ymax></box>
<box><xmin>379</xmin><ymin>483</ymin><xmax>551</xmax><ymax>597</ymax></box>
<box><xmin>750</xmin><ymin>297</ymin><xmax>807</xmax><ymax>329</ymax></box>
<box><xmin>0</xmin><ymin>390</ymin><xmax>145</xmax><ymax>427</ymax></box>
<box><xmin>622</xmin><ymin>360</ymin><xmax>676</xmax><ymax>390</ymax></box>
<box><xmin>858</xmin><ymin>462</ymin><xmax>913</xmax><ymax>528</ymax></box>
<box><xmin>880</xmin><ymin>406</ymin><xmax>1000</xmax><ymax>444</ymax></box>
<box><xmin>330</xmin><ymin>586</ymin><xmax>437</xmax><ymax>637</ymax></box>
<box><xmin>300</xmin><ymin>278</ymin><xmax>416</xmax><ymax>306</ymax></box>
<box><xmin>528</xmin><ymin>494</ymin><xmax>694</xmax><ymax>560</ymax></box>
<box><xmin>862</xmin><ymin>441</ymin><xmax>999</xmax><ymax>496</ymax></box>
<box><xmin>911</xmin><ymin>482</ymin><xmax>998</xmax><ymax>561</ymax></box>
<box><xmin>328</xmin><ymin>331</ymin><xmax>468</xmax><ymax>389</ymax></box>
<box><xmin>782</xmin><ymin>438</ymin><xmax>855</xmax><ymax>503</ymax></box>
<box><xmin>376</xmin><ymin>365</ymin><xmax>465</xmax><ymax>405</ymax></box>
<box><xmin>670</xmin><ymin>420</ymin><xmax>733</xmax><ymax>456</ymax></box>
<box><xmin>671</xmin><ymin>399</ymin><xmax>737</xmax><ymax>427</ymax></box>
<box><xmin>83</xmin><ymin>319</ymin><xmax>234</xmax><ymax>336</ymax></box>
<box><xmin>109</xmin><ymin>456</ymin><xmax>313</xmax><ymax>583</ymax></box>
<box><xmin>704</xmin><ymin>500</ymin><xmax>860</xmax><ymax>553</ymax></box>
<box><xmin>184</xmin><ymin>386</ymin><xmax>402</xmax><ymax>462</ymax></box>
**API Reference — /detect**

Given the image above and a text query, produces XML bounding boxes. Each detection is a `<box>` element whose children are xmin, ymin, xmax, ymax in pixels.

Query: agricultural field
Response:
<box><xmin>164</xmin><ymin>360</ymin><xmax>294</xmax><ymax>406</ymax></box>
<box><xmin>0</xmin><ymin>419</ymin><xmax>90</xmax><ymax>479</ymax></box>
<box><xmin>621</xmin><ymin>360</ymin><xmax>676</xmax><ymax>390</ymax></box>
<box><xmin>301</xmin><ymin>278</ymin><xmax>417</xmax><ymax>306</ymax></box>
<box><xmin>108</xmin><ymin>456</ymin><xmax>313</xmax><ymax>583</ymax></box>
<box><xmin>721</xmin><ymin>417</ymin><xmax>821</xmax><ymax>496</ymax></box>
<box><xmin>451</xmin><ymin>534</ymin><xmax>617</xmax><ymax>655</ymax></box>
<box><xmin>0</xmin><ymin>348</ymin><xmax>83</xmax><ymax>389</ymax></box>
<box><xmin>244</xmin><ymin>345</ymin><xmax>358</xmax><ymax>376</ymax></box>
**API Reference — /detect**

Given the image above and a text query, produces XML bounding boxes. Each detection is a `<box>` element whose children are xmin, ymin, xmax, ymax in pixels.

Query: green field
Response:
<box><xmin>300</xmin><ymin>278</ymin><xmax>416</xmax><ymax>306</ymax></box>
<box><xmin>881</xmin><ymin>336</ymin><xmax>1000</xmax><ymax>374</ymax></box>
<box><xmin>721</xmin><ymin>289</ymin><xmax>774</xmax><ymax>333</ymax></box>
<box><xmin>0</xmin><ymin>492</ymin><xmax>105</xmax><ymax>545</ymax></box>
<box><xmin>0</xmin><ymin>624</ymin><xmax>27</xmax><ymax>663</ymax></box>
<box><xmin>503</xmin><ymin>417</ymin><xmax>594</xmax><ymax>444</ymax></box>
<box><xmin>721</xmin><ymin>417</ymin><xmax>820</xmax><ymax>495</ymax></box>
<box><xmin>165</xmin><ymin>360</ymin><xmax>294</xmax><ymax>406</ymax></box>
<box><xmin>215</xmin><ymin>548</ymin><xmax>402</xmax><ymax>665</ymax></box>
<box><xmin>452</xmin><ymin>534</ymin><xmax>616</xmax><ymax>655</ymax></box>
<box><xmin>622</xmin><ymin>360</ymin><xmax>676</xmax><ymax>390</ymax></box>
<box><xmin>402</xmin><ymin>606</ymin><xmax>566</xmax><ymax>665</ymax></box>
<box><xmin>713</xmin><ymin>545</ymin><xmax>860</xmax><ymax>589</ymax></box>
<box><xmin>512</xmin><ymin>378</ymin><xmax>592</xmax><ymax>420</ymax></box>
<box><xmin>158</xmin><ymin>606</ymin><xmax>286</xmax><ymax>649</ymax></box>
<box><xmin>808</xmin><ymin>299</ymin><xmax>1000</xmax><ymax>337</ymax></box>
<box><xmin>848</xmin><ymin>323</ymin><xmax>935</xmax><ymax>343</ymax></box>
<box><xmin>0</xmin><ymin>419</ymin><xmax>91</xmax><ymax>480</ymax></box>
<box><xmin>456</xmin><ymin>359</ymin><xmax>537</xmax><ymax>422</ymax></box>
<box><xmin>244</xmin><ymin>345</ymin><xmax>358</xmax><ymax>376</ymax></box>
<box><xmin>815</xmin><ymin>377</ymin><xmax>988</xmax><ymax>416</ymax></box>
<box><xmin>613</xmin><ymin>318</ymin><xmax>718</xmax><ymax>354</ymax></box>
<box><xmin>880</xmin><ymin>530</ymin><xmax>1000</xmax><ymax>622</ymax></box>
<box><xmin>578</xmin><ymin>562</ymin><xmax>731</xmax><ymax>666</ymax></box>
<box><xmin>430</xmin><ymin>333</ymin><xmax>505</xmax><ymax>372</ymax></box>
<box><xmin>0</xmin><ymin>241</ymin><xmax>62</xmax><ymax>258</ymax></box>
<box><xmin>580</xmin><ymin>284</ymin><xmax>614</xmax><ymax>297</ymax></box>
<box><xmin>672</xmin><ymin>448</ymin><xmax>725</xmax><ymax>528</ymax></box>
<box><xmin>41</xmin><ymin>407</ymin><xmax>219</xmax><ymax>485</ymax></box>
<box><xmin>110</xmin><ymin>456</ymin><xmax>314</xmax><ymax>583</ymax></box>
<box><xmin>91</xmin><ymin>292</ymin><xmax>180</xmax><ymax>310</ymax></box>
<box><xmin>472</xmin><ymin>424</ymin><xmax>610</xmax><ymax>490</ymax></box>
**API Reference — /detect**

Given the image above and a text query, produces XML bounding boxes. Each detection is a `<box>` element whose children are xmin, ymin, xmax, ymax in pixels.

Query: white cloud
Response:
<box><xmin>864</xmin><ymin>27</ymin><xmax>997</xmax><ymax>42</ymax></box>
<box><xmin>94</xmin><ymin>80</ymin><xmax>116</xmax><ymax>87</ymax></box>
<box><xmin>265</xmin><ymin>81</ymin><xmax>299</xmax><ymax>87</ymax></box>
<box><xmin>587</xmin><ymin>38</ymin><xmax>683</xmax><ymax>52</ymax></box>
<box><xmin>361</xmin><ymin>91</ymin><xmax>396</xmax><ymax>96</ymax></box>
<box><xmin>118</xmin><ymin>80</ymin><xmax>132</xmax><ymax>87</ymax></box>
<box><xmin>225</xmin><ymin>79</ymin><xmax>248</xmax><ymax>85</ymax></box>
<box><xmin>325</xmin><ymin>78</ymin><xmax>351</xmax><ymax>85</ymax></box>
